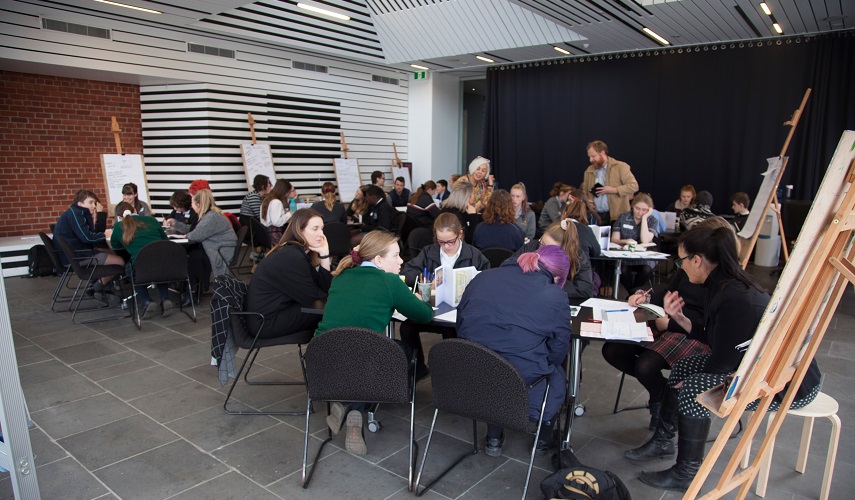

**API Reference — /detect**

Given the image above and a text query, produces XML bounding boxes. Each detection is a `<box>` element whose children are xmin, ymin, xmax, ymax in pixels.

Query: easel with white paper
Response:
<box><xmin>737</xmin><ymin>89</ymin><xmax>811</xmax><ymax>269</ymax></box>
<box><xmin>101</xmin><ymin>116</ymin><xmax>149</xmax><ymax>211</ymax></box>
<box><xmin>240</xmin><ymin>113</ymin><xmax>277</xmax><ymax>190</ymax></box>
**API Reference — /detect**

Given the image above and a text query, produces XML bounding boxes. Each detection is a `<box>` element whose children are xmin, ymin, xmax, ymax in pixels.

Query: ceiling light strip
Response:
<box><xmin>642</xmin><ymin>27</ymin><xmax>670</xmax><ymax>45</ymax></box>
<box><xmin>410</xmin><ymin>64</ymin><xmax>429</xmax><ymax>70</ymax></box>
<box><xmin>297</xmin><ymin>3</ymin><xmax>350</xmax><ymax>21</ymax></box>
<box><xmin>93</xmin><ymin>0</ymin><xmax>161</xmax><ymax>14</ymax></box>
<box><xmin>475</xmin><ymin>55</ymin><xmax>494</xmax><ymax>63</ymax></box>
<box><xmin>553</xmin><ymin>46</ymin><xmax>571</xmax><ymax>55</ymax></box>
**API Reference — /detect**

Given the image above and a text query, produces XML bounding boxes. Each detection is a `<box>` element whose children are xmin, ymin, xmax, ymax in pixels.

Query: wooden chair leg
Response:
<box><xmin>820</xmin><ymin>414</ymin><xmax>840</xmax><ymax>500</ymax></box>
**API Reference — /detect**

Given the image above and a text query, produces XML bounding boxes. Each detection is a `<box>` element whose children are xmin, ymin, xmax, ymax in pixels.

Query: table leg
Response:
<box><xmin>561</xmin><ymin>337</ymin><xmax>583</xmax><ymax>450</ymax></box>
<box><xmin>612</xmin><ymin>259</ymin><xmax>622</xmax><ymax>299</ymax></box>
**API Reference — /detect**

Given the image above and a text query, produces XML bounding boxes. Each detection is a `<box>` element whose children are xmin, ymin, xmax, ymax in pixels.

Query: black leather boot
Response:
<box><xmin>535</xmin><ymin>419</ymin><xmax>557</xmax><ymax>455</ymax></box>
<box><xmin>639</xmin><ymin>415</ymin><xmax>712</xmax><ymax>491</ymax></box>
<box><xmin>625</xmin><ymin>387</ymin><xmax>677</xmax><ymax>461</ymax></box>
<box><xmin>648</xmin><ymin>400</ymin><xmax>661</xmax><ymax>430</ymax></box>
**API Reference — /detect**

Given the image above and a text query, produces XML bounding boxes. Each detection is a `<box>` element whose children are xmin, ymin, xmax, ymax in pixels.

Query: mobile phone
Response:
<box><xmin>591</xmin><ymin>183</ymin><xmax>604</xmax><ymax>196</ymax></box>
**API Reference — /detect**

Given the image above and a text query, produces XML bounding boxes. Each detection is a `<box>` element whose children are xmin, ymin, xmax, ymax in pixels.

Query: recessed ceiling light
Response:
<box><xmin>773</xmin><ymin>23</ymin><xmax>783</xmax><ymax>34</ymax></box>
<box><xmin>93</xmin><ymin>0</ymin><xmax>161</xmax><ymax>14</ymax></box>
<box><xmin>410</xmin><ymin>64</ymin><xmax>429</xmax><ymax>70</ymax></box>
<box><xmin>760</xmin><ymin>3</ymin><xmax>772</xmax><ymax>16</ymax></box>
<box><xmin>297</xmin><ymin>3</ymin><xmax>350</xmax><ymax>21</ymax></box>
<box><xmin>553</xmin><ymin>46</ymin><xmax>571</xmax><ymax>55</ymax></box>
<box><xmin>642</xmin><ymin>27</ymin><xmax>670</xmax><ymax>46</ymax></box>
<box><xmin>476</xmin><ymin>56</ymin><xmax>494</xmax><ymax>63</ymax></box>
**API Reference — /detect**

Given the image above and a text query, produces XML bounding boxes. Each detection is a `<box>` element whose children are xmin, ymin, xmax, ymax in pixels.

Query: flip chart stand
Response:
<box><xmin>686</xmin><ymin>132</ymin><xmax>855</xmax><ymax>499</ymax></box>
<box><xmin>341</xmin><ymin>132</ymin><xmax>349</xmax><ymax>159</ymax></box>
<box><xmin>111</xmin><ymin>115</ymin><xmax>123</xmax><ymax>154</ymax></box>
<box><xmin>247</xmin><ymin>113</ymin><xmax>257</xmax><ymax>144</ymax></box>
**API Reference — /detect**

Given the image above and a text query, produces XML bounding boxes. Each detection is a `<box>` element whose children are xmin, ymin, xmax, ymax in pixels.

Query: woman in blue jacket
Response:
<box><xmin>456</xmin><ymin>245</ymin><xmax>572</xmax><ymax>458</ymax></box>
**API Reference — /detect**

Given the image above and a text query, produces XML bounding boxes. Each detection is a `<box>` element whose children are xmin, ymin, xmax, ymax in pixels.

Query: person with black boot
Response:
<box><xmin>628</xmin><ymin>223</ymin><xmax>821</xmax><ymax>492</ymax></box>
<box><xmin>457</xmin><ymin>245</ymin><xmax>572</xmax><ymax>456</ymax></box>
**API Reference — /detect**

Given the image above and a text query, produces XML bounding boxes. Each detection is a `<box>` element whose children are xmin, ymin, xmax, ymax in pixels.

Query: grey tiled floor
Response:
<box><xmin>1</xmin><ymin>267</ymin><xmax>853</xmax><ymax>499</ymax></box>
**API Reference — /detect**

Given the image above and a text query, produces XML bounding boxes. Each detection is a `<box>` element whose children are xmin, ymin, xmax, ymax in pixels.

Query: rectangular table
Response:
<box><xmin>591</xmin><ymin>251</ymin><xmax>670</xmax><ymax>299</ymax></box>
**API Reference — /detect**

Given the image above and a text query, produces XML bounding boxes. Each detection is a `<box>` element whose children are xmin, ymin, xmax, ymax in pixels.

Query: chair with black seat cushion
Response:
<box><xmin>301</xmin><ymin>327</ymin><xmax>418</xmax><ymax>490</ymax></box>
<box><xmin>39</xmin><ymin>232</ymin><xmax>75</xmax><ymax>312</ymax></box>
<box><xmin>55</xmin><ymin>236</ymin><xmax>128</xmax><ymax>324</ymax></box>
<box><xmin>322</xmin><ymin>222</ymin><xmax>352</xmax><ymax>264</ymax></box>
<box><xmin>217</xmin><ymin>225</ymin><xmax>249</xmax><ymax>278</ymax></box>
<box><xmin>480</xmin><ymin>247</ymin><xmax>514</xmax><ymax>268</ymax></box>
<box><xmin>213</xmin><ymin>274</ymin><xmax>313</xmax><ymax>416</ymax></box>
<box><xmin>414</xmin><ymin>339</ymin><xmax>550</xmax><ymax>500</ymax></box>
<box><xmin>239</xmin><ymin>215</ymin><xmax>270</xmax><ymax>272</ymax></box>
<box><xmin>130</xmin><ymin>240</ymin><xmax>196</xmax><ymax>329</ymax></box>
<box><xmin>407</xmin><ymin>227</ymin><xmax>433</xmax><ymax>258</ymax></box>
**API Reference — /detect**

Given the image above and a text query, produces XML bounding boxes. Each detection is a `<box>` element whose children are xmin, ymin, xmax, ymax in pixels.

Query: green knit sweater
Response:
<box><xmin>315</xmin><ymin>266</ymin><xmax>434</xmax><ymax>335</ymax></box>
<box><xmin>109</xmin><ymin>216</ymin><xmax>167</xmax><ymax>261</ymax></box>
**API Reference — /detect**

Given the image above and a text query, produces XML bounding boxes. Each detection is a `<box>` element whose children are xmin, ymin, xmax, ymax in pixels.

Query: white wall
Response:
<box><xmin>407</xmin><ymin>72</ymin><xmax>461</xmax><ymax>187</ymax></box>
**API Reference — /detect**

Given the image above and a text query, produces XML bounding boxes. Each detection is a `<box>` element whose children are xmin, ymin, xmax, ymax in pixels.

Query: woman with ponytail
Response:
<box><xmin>513</xmin><ymin>219</ymin><xmax>594</xmax><ymax>300</ymax></box>
<box><xmin>311</xmin><ymin>181</ymin><xmax>347</xmax><ymax>224</ymax></box>
<box><xmin>456</xmin><ymin>245</ymin><xmax>573</xmax><ymax>458</ymax></box>
<box><xmin>631</xmin><ymin>224</ymin><xmax>821</xmax><ymax>492</ymax></box>
<box><xmin>314</xmin><ymin>230</ymin><xmax>434</xmax><ymax>456</ymax></box>
<box><xmin>110</xmin><ymin>202</ymin><xmax>172</xmax><ymax>318</ymax></box>
<box><xmin>406</xmin><ymin>180</ymin><xmax>440</xmax><ymax>226</ymax></box>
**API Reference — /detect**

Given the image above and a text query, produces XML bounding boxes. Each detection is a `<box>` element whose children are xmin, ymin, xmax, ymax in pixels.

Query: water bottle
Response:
<box><xmin>289</xmin><ymin>198</ymin><xmax>298</xmax><ymax>212</ymax></box>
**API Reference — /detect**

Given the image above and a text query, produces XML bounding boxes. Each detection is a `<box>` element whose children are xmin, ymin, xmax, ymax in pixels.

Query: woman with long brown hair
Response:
<box><xmin>261</xmin><ymin>179</ymin><xmax>296</xmax><ymax>245</ymax></box>
<box><xmin>514</xmin><ymin>219</ymin><xmax>594</xmax><ymax>300</ymax></box>
<box><xmin>311</xmin><ymin>181</ymin><xmax>347</xmax><ymax>224</ymax></box>
<box><xmin>472</xmin><ymin>189</ymin><xmax>524</xmax><ymax>251</ymax></box>
<box><xmin>247</xmin><ymin>208</ymin><xmax>332</xmax><ymax>338</ymax></box>
<box><xmin>561</xmin><ymin>200</ymin><xmax>601</xmax><ymax>258</ymax></box>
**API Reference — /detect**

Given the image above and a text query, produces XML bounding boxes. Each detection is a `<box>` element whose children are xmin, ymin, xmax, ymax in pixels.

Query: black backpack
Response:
<box><xmin>540</xmin><ymin>466</ymin><xmax>632</xmax><ymax>500</ymax></box>
<box><xmin>28</xmin><ymin>244</ymin><xmax>55</xmax><ymax>277</ymax></box>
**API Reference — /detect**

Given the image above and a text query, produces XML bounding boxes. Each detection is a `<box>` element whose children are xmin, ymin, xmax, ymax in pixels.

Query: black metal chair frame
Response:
<box><xmin>218</xmin><ymin>225</ymin><xmax>250</xmax><ymax>278</ymax></box>
<box><xmin>55</xmin><ymin>236</ymin><xmax>129</xmax><ymax>324</ymax></box>
<box><xmin>301</xmin><ymin>327</ymin><xmax>418</xmax><ymax>491</ymax></box>
<box><xmin>612</xmin><ymin>371</ymin><xmax>650</xmax><ymax>414</ymax></box>
<box><xmin>38</xmin><ymin>232</ymin><xmax>77</xmax><ymax>312</ymax></box>
<box><xmin>239</xmin><ymin>215</ymin><xmax>268</xmax><ymax>274</ymax></box>
<box><xmin>222</xmin><ymin>304</ymin><xmax>312</xmax><ymax>417</ymax></box>
<box><xmin>414</xmin><ymin>339</ymin><xmax>550</xmax><ymax>500</ymax></box>
<box><xmin>129</xmin><ymin>240</ymin><xmax>197</xmax><ymax>329</ymax></box>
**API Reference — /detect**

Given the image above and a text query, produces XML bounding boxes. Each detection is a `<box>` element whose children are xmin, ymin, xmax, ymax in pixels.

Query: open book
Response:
<box><xmin>637</xmin><ymin>303</ymin><xmax>666</xmax><ymax>318</ymax></box>
<box><xmin>435</xmin><ymin>265</ymin><xmax>480</xmax><ymax>307</ymax></box>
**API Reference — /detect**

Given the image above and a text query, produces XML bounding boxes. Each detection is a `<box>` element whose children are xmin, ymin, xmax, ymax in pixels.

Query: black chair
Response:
<box><xmin>612</xmin><ymin>372</ymin><xmax>649</xmax><ymax>414</ymax></box>
<box><xmin>414</xmin><ymin>339</ymin><xmax>549</xmax><ymax>499</ymax></box>
<box><xmin>240</xmin><ymin>215</ymin><xmax>271</xmax><ymax>272</ymax></box>
<box><xmin>301</xmin><ymin>327</ymin><xmax>418</xmax><ymax>490</ymax></box>
<box><xmin>394</xmin><ymin>212</ymin><xmax>407</xmax><ymax>236</ymax></box>
<box><xmin>130</xmin><ymin>240</ymin><xmax>197</xmax><ymax>329</ymax></box>
<box><xmin>38</xmin><ymin>232</ymin><xmax>75</xmax><ymax>312</ymax></box>
<box><xmin>407</xmin><ymin>228</ymin><xmax>433</xmax><ymax>258</ymax></box>
<box><xmin>323</xmin><ymin>222</ymin><xmax>352</xmax><ymax>263</ymax></box>
<box><xmin>55</xmin><ymin>236</ymin><xmax>128</xmax><ymax>324</ymax></box>
<box><xmin>480</xmin><ymin>247</ymin><xmax>514</xmax><ymax>268</ymax></box>
<box><xmin>214</xmin><ymin>274</ymin><xmax>313</xmax><ymax>416</ymax></box>
<box><xmin>218</xmin><ymin>225</ymin><xmax>249</xmax><ymax>278</ymax></box>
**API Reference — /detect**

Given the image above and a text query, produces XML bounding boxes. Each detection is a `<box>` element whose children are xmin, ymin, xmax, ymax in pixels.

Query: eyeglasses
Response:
<box><xmin>437</xmin><ymin>237</ymin><xmax>458</xmax><ymax>247</ymax></box>
<box><xmin>674</xmin><ymin>254</ymin><xmax>692</xmax><ymax>269</ymax></box>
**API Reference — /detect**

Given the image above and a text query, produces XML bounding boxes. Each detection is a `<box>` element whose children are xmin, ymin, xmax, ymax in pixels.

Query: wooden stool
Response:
<box><xmin>741</xmin><ymin>392</ymin><xmax>840</xmax><ymax>499</ymax></box>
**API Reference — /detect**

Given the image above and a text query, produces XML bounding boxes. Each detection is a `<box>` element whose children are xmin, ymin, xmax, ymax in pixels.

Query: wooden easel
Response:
<box><xmin>111</xmin><ymin>115</ymin><xmax>123</xmax><ymax>154</ymax></box>
<box><xmin>738</xmin><ymin>89</ymin><xmax>811</xmax><ymax>269</ymax></box>
<box><xmin>392</xmin><ymin>142</ymin><xmax>403</xmax><ymax>168</ymax></box>
<box><xmin>687</xmin><ymin>131</ymin><xmax>855</xmax><ymax>499</ymax></box>
<box><xmin>247</xmin><ymin>113</ymin><xmax>258</xmax><ymax>144</ymax></box>
<box><xmin>340</xmin><ymin>131</ymin><xmax>349</xmax><ymax>159</ymax></box>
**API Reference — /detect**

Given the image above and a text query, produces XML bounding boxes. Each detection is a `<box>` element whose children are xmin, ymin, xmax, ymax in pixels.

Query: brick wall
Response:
<box><xmin>0</xmin><ymin>71</ymin><xmax>142</xmax><ymax>237</ymax></box>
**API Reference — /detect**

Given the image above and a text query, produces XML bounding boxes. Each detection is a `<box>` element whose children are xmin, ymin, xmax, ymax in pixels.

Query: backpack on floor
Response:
<box><xmin>27</xmin><ymin>244</ymin><xmax>55</xmax><ymax>277</ymax></box>
<box><xmin>540</xmin><ymin>466</ymin><xmax>632</xmax><ymax>500</ymax></box>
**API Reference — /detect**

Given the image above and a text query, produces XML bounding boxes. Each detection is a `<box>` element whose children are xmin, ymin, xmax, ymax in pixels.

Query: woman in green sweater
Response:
<box><xmin>315</xmin><ymin>230</ymin><xmax>434</xmax><ymax>456</ymax></box>
<box><xmin>110</xmin><ymin>202</ymin><xmax>172</xmax><ymax>319</ymax></box>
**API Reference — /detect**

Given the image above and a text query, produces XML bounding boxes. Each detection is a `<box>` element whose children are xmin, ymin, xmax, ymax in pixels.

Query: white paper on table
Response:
<box><xmin>569</xmin><ymin>305</ymin><xmax>581</xmax><ymax>317</ymax></box>
<box><xmin>602</xmin><ymin>310</ymin><xmax>636</xmax><ymax>322</ymax></box>
<box><xmin>580</xmin><ymin>298</ymin><xmax>637</xmax><ymax>312</ymax></box>
<box><xmin>601</xmin><ymin>322</ymin><xmax>651</xmax><ymax>340</ymax></box>
<box><xmin>433</xmin><ymin>309</ymin><xmax>457</xmax><ymax>323</ymax></box>
<box><xmin>392</xmin><ymin>307</ymin><xmax>438</xmax><ymax>322</ymax></box>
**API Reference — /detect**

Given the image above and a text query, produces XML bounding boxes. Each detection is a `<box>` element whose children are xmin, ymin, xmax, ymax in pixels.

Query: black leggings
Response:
<box><xmin>602</xmin><ymin>342</ymin><xmax>670</xmax><ymax>403</ymax></box>
<box><xmin>619</xmin><ymin>265</ymin><xmax>653</xmax><ymax>295</ymax></box>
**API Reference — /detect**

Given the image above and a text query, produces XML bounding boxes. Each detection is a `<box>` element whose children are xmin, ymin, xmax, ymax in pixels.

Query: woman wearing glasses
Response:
<box><xmin>400</xmin><ymin>213</ymin><xmax>491</xmax><ymax>376</ymax></box>
<box><xmin>630</xmin><ymin>221</ymin><xmax>821</xmax><ymax>492</ymax></box>
<box><xmin>611</xmin><ymin>192</ymin><xmax>659</xmax><ymax>294</ymax></box>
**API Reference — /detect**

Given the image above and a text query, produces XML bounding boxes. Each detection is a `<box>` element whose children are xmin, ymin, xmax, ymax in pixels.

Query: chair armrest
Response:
<box><xmin>229</xmin><ymin>309</ymin><xmax>265</xmax><ymax>338</ymax></box>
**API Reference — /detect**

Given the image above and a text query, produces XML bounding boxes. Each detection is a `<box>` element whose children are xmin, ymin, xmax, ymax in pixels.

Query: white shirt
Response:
<box><xmin>439</xmin><ymin>241</ymin><xmax>463</xmax><ymax>271</ymax></box>
<box><xmin>262</xmin><ymin>199</ymin><xmax>292</xmax><ymax>227</ymax></box>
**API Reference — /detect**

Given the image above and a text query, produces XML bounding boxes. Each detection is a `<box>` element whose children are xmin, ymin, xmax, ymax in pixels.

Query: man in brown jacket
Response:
<box><xmin>580</xmin><ymin>140</ymin><xmax>639</xmax><ymax>224</ymax></box>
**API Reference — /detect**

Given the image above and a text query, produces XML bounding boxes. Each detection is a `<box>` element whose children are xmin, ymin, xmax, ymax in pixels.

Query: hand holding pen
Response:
<box><xmin>628</xmin><ymin>287</ymin><xmax>653</xmax><ymax>307</ymax></box>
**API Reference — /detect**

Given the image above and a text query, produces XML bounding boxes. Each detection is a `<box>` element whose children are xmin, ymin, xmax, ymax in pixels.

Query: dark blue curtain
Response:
<box><xmin>484</xmin><ymin>32</ymin><xmax>855</xmax><ymax>211</ymax></box>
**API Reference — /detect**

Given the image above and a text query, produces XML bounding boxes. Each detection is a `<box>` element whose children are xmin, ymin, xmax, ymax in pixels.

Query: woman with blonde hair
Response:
<box><xmin>611</xmin><ymin>192</ymin><xmax>659</xmax><ymax>294</ymax></box>
<box><xmin>183</xmin><ymin>189</ymin><xmax>237</xmax><ymax>279</ymax></box>
<box><xmin>315</xmin><ymin>230</ymin><xmax>434</xmax><ymax>456</ymax></box>
<box><xmin>510</xmin><ymin>183</ymin><xmax>536</xmax><ymax>240</ymax></box>
<box><xmin>440</xmin><ymin>181</ymin><xmax>478</xmax><ymax>242</ymax></box>
<box><xmin>311</xmin><ymin>181</ymin><xmax>347</xmax><ymax>224</ymax></box>
<box><xmin>472</xmin><ymin>189</ymin><xmax>524</xmax><ymax>251</ymax></box>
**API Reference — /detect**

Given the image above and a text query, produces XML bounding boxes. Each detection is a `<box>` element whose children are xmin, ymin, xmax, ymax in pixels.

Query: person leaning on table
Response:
<box><xmin>400</xmin><ymin>213</ymin><xmax>491</xmax><ymax>376</ymax></box>
<box><xmin>628</xmin><ymin>223</ymin><xmax>821</xmax><ymax>492</ymax></box>
<box><xmin>314</xmin><ymin>230</ymin><xmax>433</xmax><ymax>457</ymax></box>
